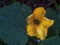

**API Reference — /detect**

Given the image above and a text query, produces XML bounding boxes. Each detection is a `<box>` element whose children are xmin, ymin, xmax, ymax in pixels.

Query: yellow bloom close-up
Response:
<box><xmin>26</xmin><ymin>7</ymin><xmax>54</xmax><ymax>40</ymax></box>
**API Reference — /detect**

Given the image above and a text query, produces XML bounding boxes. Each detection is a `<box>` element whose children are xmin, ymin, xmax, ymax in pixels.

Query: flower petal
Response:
<box><xmin>26</xmin><ymin>25</ymin><xmax>35</xmax><ymax>36</ymax></box>
<box><xmin>35</xmin><ymin>25</ymin><xmax>47</xmax><ymax>40</ymax></box>
<box><xmin>33</xmin><ymin>7</ymin><xmax>46</xmax><ymax>15</ymax></box>
<box><xmin>42</xmin><ymin>17</ymin><xmax>54</xmax><ymax>28</ymax></box>
<box><xmin>27</xmin><ymin>14</ymin><xmax>34</xmax><ymax>24</ymax></box>
<box><xmin>33</xmin><ymin>7</ymin><xmax>46</xmax><ymax>21</ymax></box>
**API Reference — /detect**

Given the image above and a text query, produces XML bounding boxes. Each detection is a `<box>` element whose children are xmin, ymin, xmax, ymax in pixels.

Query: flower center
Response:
<box><xmin>34</xmin><ymin>19</ymin><xmax>40</xmax><ymax>25</ymax></box>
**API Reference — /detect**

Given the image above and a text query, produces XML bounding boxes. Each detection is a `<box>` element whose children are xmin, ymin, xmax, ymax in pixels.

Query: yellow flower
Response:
<box><xmin>26</xmin><ymin>7</ymin><xmax>54</xmax><ymax>40</ymax></box>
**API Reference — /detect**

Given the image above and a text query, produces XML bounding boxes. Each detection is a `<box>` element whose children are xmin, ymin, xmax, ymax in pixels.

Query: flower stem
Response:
<box><xmin>53</xmin><ymin>0</ymin><xmax>57</xmax><ymax>9</ymax></box>
<box><xmin>53</xmin><ymin>0</ymin><xmax>58</xmax><ymax>13</ymax></box>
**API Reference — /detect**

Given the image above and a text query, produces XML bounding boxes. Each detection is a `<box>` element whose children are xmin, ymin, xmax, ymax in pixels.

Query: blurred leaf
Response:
<box><xmin>0</xmin><ymin>38</ymin><xmax>7</xmax><ymax>45</ymax></box>
<box><xmin>53</xmin><ymin>17</ymin><xmax>60</xmax><ymax>31</ymax></box>
<box><xmin>57</xmin><ymin>5</ymin><xmax>60</xmax><ymax>12</ymax></box>
<box><xmin>40</xmin><ymin>36</ymin><xmax>60</xmax><ymax>45</ymax></box>
<box><xmin>51</xmin><ymin>5</ymin><xmax>60</xmax><ymax>31</ymax></box>
<box><xmin>46</xmin><ymin>8</ymin><xmax>57</xmax><ymax>20</ymax></box>
<box><xmin>53</xmin><ymin>5</ymin><xmax>60</xmax><ymax>31</ymax></box>
<box><xmin>47</xmin><ymin>27</ymin><xmax>58</xmax><ymax>38</ymax></box>
<box><xmin>0</xmin><ymin>2</ymin><xmax>32</xmax><ymax>45</ymax></box>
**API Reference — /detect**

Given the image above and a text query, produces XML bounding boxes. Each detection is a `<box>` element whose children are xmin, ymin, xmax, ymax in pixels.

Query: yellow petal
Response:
<box><xmin>33</xmin><ymin>7</ymin><xmax>46</xmax><ymax>15</ymax></box>
<box><xmin>33</xmin><ymin>7</ymin><xmax>46</xmax><ymax>21</ymax></box>
<box><xmin>34</xmin><ymin>7</ymin><xmax>45</xmax><ymax>15</ymax></box>
<box><xmin>41</xmin><ymin>17</ymin><xmax>54</xmax><ymax>28</ymax></box>
<box><xmin>35</xmin><ymin>25</ymin><xmax>47</xmax><ymax>40</ymax></box>
<box><xmin>26</xmin><ymin>25</ymin><xmax>35</xmax><ymax>36</ymax></box>
<box><xmin>27</xmin><ymin>14</ymin><xmax>34</xmax><ymax>24</ymax></box>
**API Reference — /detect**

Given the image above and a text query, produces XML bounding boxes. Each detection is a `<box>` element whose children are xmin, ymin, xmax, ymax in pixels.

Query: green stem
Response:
<box><xmin>53</xmin><ymin>0</ymin><xmax>58</xmax><ymax>10</ymax></box>
<box><xmin>53</xmin><ymin>0</ymin><xmax>59</xmax><ymax>18</ymax></box>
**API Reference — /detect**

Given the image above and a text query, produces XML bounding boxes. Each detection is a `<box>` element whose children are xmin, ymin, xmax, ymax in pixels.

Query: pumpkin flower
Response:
<box><xmin>26</xmin><ymin>7</ymin><xmax>54</xmax><ymax>40</ymax></box>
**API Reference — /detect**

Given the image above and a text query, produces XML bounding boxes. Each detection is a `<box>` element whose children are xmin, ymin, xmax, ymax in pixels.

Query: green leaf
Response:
<box><xmin>51</xmin><ymin>5</ymin><xmax>60</xmax><ymax>35</ymax></box>
<box><xmin>53</xmin><ymin>5</ymin><xmax>60</xmax><ymax>31</ymax></box>
<box><xmin>0</xmin><ymin>2</ymin><xmax>32</xmax><ymax>45</ymax></box>
<box><xmin>40</xmin><ymin>36</ymin><xmax>60</xmax><ymax>45</ymax></box>
<box><xmin>53</xmin><ymin>17</ymin><xmax>60</xmax><ymax>31</ymax></box>
<box><xmin>57</xmin><ymin>5</ymin><xmax>60</xmax><ymax>12</ymax></box>
<box><xmin>47</xmin><ymin>27</ymin><xmax>58</xmax><ymax>38</ymax></box>
<box><xmin>46</xmin><ymin>8</ymin><xmax>57</xmax><ymax>20</ymax></box>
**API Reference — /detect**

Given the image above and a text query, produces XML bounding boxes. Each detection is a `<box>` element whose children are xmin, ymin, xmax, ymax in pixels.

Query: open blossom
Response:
<box><xmin>26</xmin><ymin>7</ymin><xmax>54</xmax><ymax>40</ymax></box>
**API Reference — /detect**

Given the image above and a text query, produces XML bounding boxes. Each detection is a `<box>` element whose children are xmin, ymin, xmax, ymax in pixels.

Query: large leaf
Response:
<box><xmin>0</xmin><ymin>2</ymin><xmax>32</xmax><ymax>45</ymax></box>
<box><xmin>40</xmin><ymin>36</ymin><xmax>60</xmax><ymax>45</ymax></box>
<box><xmin>53</xmin><ymin>5</ymin><xmax>60</xmax><ymax>31</ymax></box>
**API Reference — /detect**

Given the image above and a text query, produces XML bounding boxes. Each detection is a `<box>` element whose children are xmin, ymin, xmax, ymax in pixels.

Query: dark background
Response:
<box><xmin>0</xmin><ymin>0</ymin><xmax>60</xmax><ymax>9</ymax></box>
